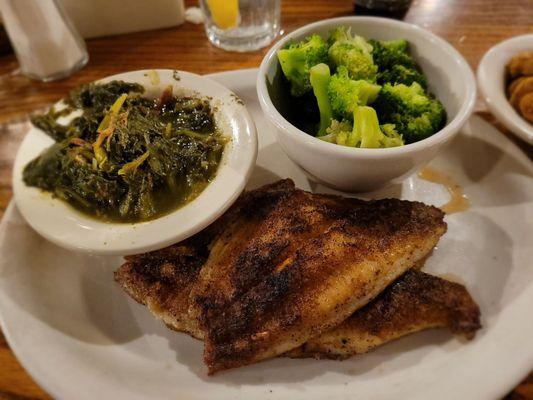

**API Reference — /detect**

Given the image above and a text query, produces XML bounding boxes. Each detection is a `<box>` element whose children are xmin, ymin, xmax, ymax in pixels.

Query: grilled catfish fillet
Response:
<box><xmin>286</xmin><ymin>269</ymin><xmax>481</xmax><ymax>359</ymax></box>
<box><xmin>194</xmin><ymin>181</ymin><xmax>446</xmax><ymax>373</ymax></box>
<box><xmin>116</xmin><ymin>179</ymin><xmax>447</xmax><ymax>373</ymax></box>
<box><xmin>116</xmin><ymin>234</ymin><xmax>208</xmax><ymax>339</ymax></box>
<box><xmin>115</xmin><ymin>180</ymin><xmax>295</xmax><ymax>339</ymax></box>
<box><xmin>116</xmin><ymin>262</ymin><xmax>480</xmax><ymax>361</ymax></box>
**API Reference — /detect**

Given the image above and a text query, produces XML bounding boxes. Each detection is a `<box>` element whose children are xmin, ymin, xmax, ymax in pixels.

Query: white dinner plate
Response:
<box><xmin>0</xmin><ymin>69</ymin><xmax>532</xmax><ymax>400</ymax></box>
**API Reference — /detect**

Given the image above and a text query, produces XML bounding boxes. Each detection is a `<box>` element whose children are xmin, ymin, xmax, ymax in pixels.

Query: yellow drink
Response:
<box><xmin>207</xmin><ymin>0</ymin><xmax>239</xmax><ymax>29</ymax></box>
<box><xmin>201</xmin><ymin>0</ymin><xmax>279</xmax><ymax>51</ymax></box>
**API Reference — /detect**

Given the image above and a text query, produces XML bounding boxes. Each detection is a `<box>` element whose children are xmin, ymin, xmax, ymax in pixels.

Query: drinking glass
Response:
<box><xmin>200</xmin><ymin>0</ymin><xmax>280</xmax><ymax>52</ymax></box>
<box><xmin>354</xmin><ymin>0</ymin><xmax>412</xmax><ymax>18</ymax></box>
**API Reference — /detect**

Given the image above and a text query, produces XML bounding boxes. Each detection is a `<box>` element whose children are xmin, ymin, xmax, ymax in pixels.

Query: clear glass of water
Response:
<box><xmin>200</xmin><ymin>0</ymin><xmax>281</xmax><ymax>52</ymax></box>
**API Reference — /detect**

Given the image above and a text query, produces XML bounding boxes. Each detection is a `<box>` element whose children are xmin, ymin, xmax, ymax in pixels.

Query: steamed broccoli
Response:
<box><xmin>380</xmin><ymin>123</ymin><xmax>405</xmax><ymax>147</ymax></box>
<box><xmin>309</xmin><ymin>63</ymin><xmax>333</xmax><ymax>136</ymax></box>
<box><xmin>370</xmin><ymin>39</ymin><xmax>416</xmax><ymax>71</ymax></box>
<box><xmin>318</xmin><ymin>108</ymin><xmax>404</xmax><ymax>148</ymax></box>
<box><xmin>374</xmin><ymin>82</ymin><xmax>446</xmax><ymax>143</ymax></box>
<box><xmin>276</xmin><ymin>27</ymin><xmax>442</xmax><ymax>149</ymax></box>
<box><xmin>318</xmin><ymin>119</ymin><xmax>352</xmax><ymax>145</ymax></box>
<box><xmin>378</xmin><ymin>64</ymin><xmax>428</xmax><ymax>88</ymax></box>
<box><xmin>327</xmin><ymin>66</ymin><xmax>381</xmax><ymax>120</ymax></box>
<box><xmin>277</xmin><ymin>34</ymin><xmax>329</xmax><ymax>97</ymax></box>
<box><xmin>327</xmin><ymin>27</ymin><xmax>378</xmax><ymax>81</ymax></box>
<box><xmin>349</xmin><ymin>106</ymin><xmax>404</xmax><ymax>148</ymax></box>
<box><xmin>371</xmin><ymin>40</ymin><xmax>427</xmax><ymax>87</ymax></box>
<box><xmin>327</xmin><ymin>26</ymin><xmax>373</xmax><ymax>50</ymax></box>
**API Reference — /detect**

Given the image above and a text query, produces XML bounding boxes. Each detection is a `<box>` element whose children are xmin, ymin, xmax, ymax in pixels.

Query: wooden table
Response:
<box><xmin>0</xmin><ymin>0</ymin><xmax>532</xmax><ymax>398</ymax></box>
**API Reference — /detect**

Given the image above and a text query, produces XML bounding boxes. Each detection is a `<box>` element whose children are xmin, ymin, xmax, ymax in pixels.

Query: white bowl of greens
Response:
<box><xmin>13</xmin><ymin>69</ymin><xmax>257</xmax><ymax>255</ymax></box>
<box><xmin>257</xmin><ymin>17</ymin><xmax>476</xmax><ymax>192</ymax></box>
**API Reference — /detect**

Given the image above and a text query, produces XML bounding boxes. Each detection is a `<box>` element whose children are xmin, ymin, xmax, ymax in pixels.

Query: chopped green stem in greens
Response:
<box><xmin>174</xmin><ymin>128</ymin><xmax>212</xmax><ymax>140</ymax></box>
<box><xmin>118</xmin><ymin>151</ymin><xmax>150</xmax><ymax>176</ymax></box>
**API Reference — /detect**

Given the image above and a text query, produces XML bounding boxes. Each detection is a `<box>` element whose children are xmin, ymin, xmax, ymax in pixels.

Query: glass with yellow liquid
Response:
<box><xmin>200</xmin><ymin>0</ymin><xmax>280</xmax><ymax>52</ymax></box>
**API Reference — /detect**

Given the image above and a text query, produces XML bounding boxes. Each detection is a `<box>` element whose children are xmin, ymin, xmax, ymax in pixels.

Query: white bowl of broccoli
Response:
<box><xmin>257</xmin><ymin>16</ymin><xmax>476</xmax><ymax>192</ymax></box>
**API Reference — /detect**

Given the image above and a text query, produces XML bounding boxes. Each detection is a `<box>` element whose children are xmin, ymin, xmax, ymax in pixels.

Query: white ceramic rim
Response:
<box><xmin>477</xmin><ymin>34</ymin><xmax>533</xmax><ymax>145</ymax></box>
<box><xmin>12</xmin><ymin>69</ymin><xmax>258</xmax><ymax>255</ymax></box>
<box><xmin>257</xmin><ymin>16</ymin><xmax>477</xmax><ymax>159</ymax></box>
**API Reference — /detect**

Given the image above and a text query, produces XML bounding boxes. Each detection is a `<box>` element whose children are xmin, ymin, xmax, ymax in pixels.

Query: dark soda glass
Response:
<box><xmin>354</xmin><ymin>0</ymin><xmax>412</xmax><ymax>19</ymax></box>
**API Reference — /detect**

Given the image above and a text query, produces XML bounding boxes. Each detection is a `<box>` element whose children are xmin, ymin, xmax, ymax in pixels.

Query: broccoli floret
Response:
<box><xmin>378</xmin><ymin>64</ymin><xmax>428</xmax><ymax>88</ymax></box>
<box><xmin>349</xmin><ymin>106</ymin><xmax>378</xmax><ymax>148</ymax></box>
<box><xmin>326</xmin><ymin>119</ymin><xmax>352</xmax><ymax>135</ymax></box>
<box><xmin>386</xmin><ymin>82</ymin><xmax>429</xmax><ymax>110</ymax></box>
<box><xmin>405</xmin><ymin>100</ymin><xmax>446</xmax><ymax>142</ymax></box>
<box><xmin>318</xmin><ymin>119</ymin><xmax>352</xmax><ymax>144</ymax></box>
<box><xmin>327</xmin><ymin>27</ymin><xmax>374</xmax><ymax>51</ymax></box>
<box><xmin>318</xmin><ymin>109</ymin><xmax>404</xmax><ymax>148</ymax></box>
<box><xmin>380</xmin><ymin>123</ymin><xmax>404</xmax><ymax>147</ymax></box>
<box><xmin>327</xmin><ymin>66</ymin><xmax>381</xmax><ymax>120</ymax></box>
<box><xmin>309</xmin><ymin>63</ymin><xmax>333</xmax><ymax>136</ymax></box>
<box><xmin>374</xmin><ymin>82</ymin><xmax>446</xmax><ymax>143</ymax></box>
<box><xmin>327</xmin><ymin>27</ymin><xmax>377</xmax><ymax>81</ymax></box>
<box><xmin>277</xmin><ymin>34</ymin><xmax>329</xmax><ymax>97</ymax></box>
<box><xmin>370</xmin><ymin>39</ymin><xmax>416</xmax><ymax>72</ymax></box>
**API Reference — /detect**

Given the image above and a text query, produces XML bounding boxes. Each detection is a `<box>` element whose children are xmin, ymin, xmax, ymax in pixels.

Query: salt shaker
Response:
<box><xmin>0</xmin><ymin>0</ymin><xmax>88</xmax><ymax>82</ymax></box>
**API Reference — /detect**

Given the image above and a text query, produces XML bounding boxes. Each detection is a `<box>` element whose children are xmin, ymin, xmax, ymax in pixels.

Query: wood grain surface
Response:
<box><xmin>0</xmin><ymin>0</ymin><xmax>532</xmax><ymax>399</ymax></box>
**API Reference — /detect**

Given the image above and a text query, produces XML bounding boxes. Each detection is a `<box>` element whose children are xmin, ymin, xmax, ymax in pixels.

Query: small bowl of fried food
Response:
<box><xmin>478</xmin><ymin>34</ymin><xmax>533</xmax><ymax>144</ymax></box>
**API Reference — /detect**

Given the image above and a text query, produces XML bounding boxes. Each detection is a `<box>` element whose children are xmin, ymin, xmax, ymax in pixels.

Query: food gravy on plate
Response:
<box><xmin>418</xmin><ymin>167</ymin><xmax>470</xmax><ymax>214</ymax></box>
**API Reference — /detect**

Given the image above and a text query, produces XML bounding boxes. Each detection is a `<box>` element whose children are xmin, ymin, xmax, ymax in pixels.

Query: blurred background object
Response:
<box><xmin>185</xmin><ymin>6</ymin><xmax>205</xmax><ymax>25</ymax></box>
<box><xmin>0</xmin><ymin>19</ymin><xmax>12</xmax><ymax>56</ymax></box>
<box><xmin>354</xmin><ymin>0</ymin><xmax>413</xmax><ymax>19</ymax></box>
<box><xmin>0</xmin><ymin>0</ymin><xmax>88</xmax><ymax>81</ymax></box>
<box><xmin>200</xmin><ymin>0</ymin><xmax>280</xmax><ymax>52</ymax></box>
<box><xmin>59</xmin><ymin>0</ymin><xmax>185</xmax><ymax>38</ymax></box>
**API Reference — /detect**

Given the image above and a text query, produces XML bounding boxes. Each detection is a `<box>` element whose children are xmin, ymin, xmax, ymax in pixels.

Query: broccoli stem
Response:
<box><xmin>349</xmin><ymin>106</ymin><xmax>383</xmax><ymax>148</ymax></box>
<box><xmin>309</xmin><ymin>63</ymin><xmax>333</xmax><ymax>137</ymax></box>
